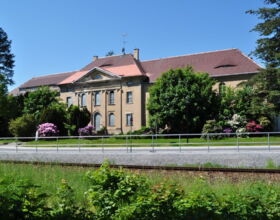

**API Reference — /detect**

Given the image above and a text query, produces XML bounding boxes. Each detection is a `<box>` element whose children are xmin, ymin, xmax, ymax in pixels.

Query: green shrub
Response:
<box><xmin>66</xmin><ymin>106</ymin><xmax>90</xmax><ymax>135</ymax></box>
<box><xmin>201</xmin><ymin>120</ymin><xmax>223</xmax><ymax>139</ymax></box>
<box><xmin>8</xmin><ymin>114</ymin><xmax>37</xmax><ymax>137</ymax></box>
<box><xmin>39</xmin><ymin>103</ymin><xmax>68</xmax><ymax>136</ymax></box>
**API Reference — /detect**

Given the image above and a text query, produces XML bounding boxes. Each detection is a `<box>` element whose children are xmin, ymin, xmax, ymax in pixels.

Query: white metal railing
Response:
<box><xmin>0</xmin><ymin>132</ymin><xmax>280</xmax><ymax>153</ymax></box>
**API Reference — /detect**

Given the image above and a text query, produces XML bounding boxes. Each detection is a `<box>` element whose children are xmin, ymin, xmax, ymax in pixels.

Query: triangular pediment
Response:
<box><xmin>76</xmin><ymin>67</ymin><xmax>120</xmax><ymax>83</ymax></box>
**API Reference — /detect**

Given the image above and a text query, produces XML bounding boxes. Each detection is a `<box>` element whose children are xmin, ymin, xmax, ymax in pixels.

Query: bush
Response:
<box><xmin>39</xmin><ymin>103</ymin><xmax>68</xmax><ymax>136</ymax></box>
<box><xmin>66</xmin><ymin>106</ymin><xmax>91</xmax><ymax>135</ymax></box>
<box><xmin>201</xmin><ymin>120</ymin><xmax>223</xmax><ymax>139</ymax></box>
<box><xmin>246</xmin><ymin>120</ymin><xmax>263</xmax><ymax>132</ymax></box>
<box><xmin>78</xmin><ymin>125</ymin><xmax>94</xmax><ymax>136</ymax></box>
<box><xmin>8</xmin><ymin>114</ymin><xmax>37</xmax><ymax>137</ymax></box>
<box><xmin>37</xmin><ymin>123</ymin><xmax>59</xmax><ymax>137</ymax></box>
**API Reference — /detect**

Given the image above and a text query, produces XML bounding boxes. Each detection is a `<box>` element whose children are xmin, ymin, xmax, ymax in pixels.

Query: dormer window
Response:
<box><xmin>215</xmin><ymin>64</ymin><xmax>236</xmax><ymax>69</ymax></box>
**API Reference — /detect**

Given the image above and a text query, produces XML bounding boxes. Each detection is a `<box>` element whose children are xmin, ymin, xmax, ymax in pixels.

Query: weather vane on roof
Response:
<box><xmin>121</xmin><ymin>33</ymin><xmax>127</xmax><ymax>55</ymax></box>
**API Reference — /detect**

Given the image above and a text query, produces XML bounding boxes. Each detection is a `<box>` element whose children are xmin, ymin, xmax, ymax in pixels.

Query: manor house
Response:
<box><xmin>12</xmin><ymin>49</ymin><xmax>261</xmax><ymax>134</ymax></box>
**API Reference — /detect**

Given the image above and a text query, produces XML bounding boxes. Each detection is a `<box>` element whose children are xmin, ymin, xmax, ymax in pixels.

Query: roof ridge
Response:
<box><xmin>238</xmin><ymin>50</ymin><xmax>264</xmax><ymax>69</ymax></box>
<box><xmin>31</xmin><ymin>70</ymin><xmax>78</xmax><ymax>79</ymax></box>
<box><xmin>141</xmin><ymin>48</ymin><xmax>238</xmax><ymax>63</ymax></box>
<box><xmin>94</xmin><ymin>54</ymin><xmax>131</xmax><ymax>60</ymax></box>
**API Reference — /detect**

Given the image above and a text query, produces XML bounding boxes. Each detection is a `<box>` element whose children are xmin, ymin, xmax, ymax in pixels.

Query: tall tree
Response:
<box><xmin>148</xmin><ymin>67</ymin><xmax>219</xmax><ymax>133</ymax></box>
<box><xmin>23</xmin><ymin>86</ymin><xmax>59</xmax><ymax>120</ymax></box>
<box><xmin>0</xmin><ymin>27</ymin><xmax>14</xmax><ymax>94</ymax></box>
<box><xmin>247</xmin><ymin>0</ymin><xmax>280</xmax><ymax>67</ymax></box>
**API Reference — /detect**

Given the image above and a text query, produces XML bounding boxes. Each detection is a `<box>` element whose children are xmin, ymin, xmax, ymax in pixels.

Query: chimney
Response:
<box><xmin>93</xmin><ymin>56</ymin><xmax>98</xmax><ymax>61</ymax></box>
<box><xmin>133</xmin><ymin>48</ymin><xmax>139</xmax><ymax>60</ymax></box>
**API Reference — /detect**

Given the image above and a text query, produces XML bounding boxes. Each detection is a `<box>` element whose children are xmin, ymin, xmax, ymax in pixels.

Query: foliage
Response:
<box><xmin>148</xmin><ymin>66</ymin><xmax>219</xmax><ymax>133</ymax></box>
<box><xmin>51</xmin><ymin>179</ymin><xmax>93</xmax><ymax>219</ymax></box>
<box><xmin>0</xmin><ymin>94</ymin><xmax>25</xmax><ymax>136</ymax></box>
<box><xmin>78</xmin><ymin>125</ymin><xmax>94</xmax><ymax>136</ymax></box>
<box><xmin>23</xmin><ymin>87</ymin><xmax>59</xmax><ymax>120</ymax></box>
<box><xmin>1</xmin><ymin>163</ymin><xmax>280</xmax><ymax>219</ymax></box>
<box><xmin>96</xmin><ymin>126</ymin><xmax>108</xmax><ymax>135</ymax></box>
<box><xmin>39</xmin><ymin>103</ymin><xmax>68</xmax><ymax>136</ymax></box>
<box><xmin>8</xmin><ymin>114</ymin><xmax>37</xmax><ymax>137</ymax></box>
<box><xmin>201</xmin><ymin>120</ymin><xmax>223</xmax><ymax>139</ymax></box>
<box><xmin>245</xmin><ymin>120</ymin><xmax>263</xmax><ymax>132</ymax></box>
<box><xmin>85</xmin><ymin>162</ymin><xmax>147</xmax><ymax>219</ymax></box>
<box><xmin>66</xmin><ymin>105</ymin><xmax>91</xmax><ymax>135</ymax></box>
<box><xmin>246</xmin><ymin>67</ymin><xmax>280</xmax><ymax>116</ymax></box>
<box><xmin>0</xmin><ymin>178</ymin><xmax>49</xmax><ymax>219</ymax></box>
<box><xmin>37</xmin><ymin>123</ymin><xmax>59</xmax><ymax>137</ymax></box>
<box><xmin>0</xmin><ymin>27</ymin><xmax>14</xmax><ymax>94</ymax></box>
<box><xmin>247</xmin><ymin>0</ymin><xmax>280</xmax><ymax>67</ymax></box>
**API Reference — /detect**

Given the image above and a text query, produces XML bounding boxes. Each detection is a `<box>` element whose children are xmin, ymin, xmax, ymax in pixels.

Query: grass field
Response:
<box><xmin>1</xmin><ymin>162</ymin><xmax>280</xmax><ymax>205</ymax></box>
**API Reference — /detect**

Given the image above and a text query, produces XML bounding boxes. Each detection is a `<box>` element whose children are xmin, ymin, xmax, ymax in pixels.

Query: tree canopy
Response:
<box><xmin>23</xmin><ymin>86</ymin><xmax>59</xmax><ymax>120</ymax></box>
<box><xmin>0</xmin><ymin>27</ymin><xmax>14</xmax><ymax>94</ymax></box>
<box><xmin>247</xmin><ymin>0</ymin><xmax>280</xmax><ymax>67</ymax></box>
<box><xmin>147</xmin><ymin>67</ymin><xmax>219</xmax><ymax>133</ymax></box>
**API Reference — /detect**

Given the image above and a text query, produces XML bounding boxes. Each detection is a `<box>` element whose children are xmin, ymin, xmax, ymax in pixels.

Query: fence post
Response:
<box><xmin>102</xmin><ymin>136</ymin><xmax>104</xmax><ymax>153</ymax></box>
<box><xmin>152</xmin><ymin>135</ymin><xmax>155</xmax><ymax>152</ymax></box>
<box><xmin>56</xmin><ymin>137</ymin><xmax>59</xmax><ymax>152</ymax></box>
<box><xmin>15</xmin><ymin>137</ymin><xmax>18</xmax><ymax>152</ymax></box>
<box><xmin>268</xmin><ymin>133</ymin><xmax>270</xmax><ymax>151</ymax></box>
<box><xmin>36</xmin><ymin>138</ymin><xmax>38</xmax><ymax>152</ymax></box>
<box><xmin>236</xmin><ymin>133</ymin><xmax>239</xmax><ymax>152</ymax></box>
<box><xmin>126</xmin><ymin>136</ymin><xmax>128</xmax><ymax>153</ymax></box>
<box><xmin>207</xmin><ymin>134</ymin><xmax>210</xmax><ymax>152</ymax></box>
<box><xmin>179</xmin><ymin>134</ymin><xmax>181</xmax><ymax>152</ymax></box>
<box><xmin>78</xmin><ymin>136</ymin><xmax>81</xmax><ymax>152</ymax></box>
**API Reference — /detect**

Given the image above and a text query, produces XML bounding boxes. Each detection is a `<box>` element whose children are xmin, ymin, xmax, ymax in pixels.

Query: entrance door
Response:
<box><xmin>94</xmin><ymin>113</ymin><xmax>101</xmax><ymax>131</ymax></box>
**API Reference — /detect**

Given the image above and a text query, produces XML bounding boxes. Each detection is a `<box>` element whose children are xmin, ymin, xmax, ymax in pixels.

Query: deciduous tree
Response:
<box><xmin>148</xmin><ymin>67</ymin><xmax>219</xmax><ymax>133</ymax></box>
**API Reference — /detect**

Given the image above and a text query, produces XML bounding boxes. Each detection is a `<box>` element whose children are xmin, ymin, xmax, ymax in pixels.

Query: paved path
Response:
<box><xmin>1</xmin><ymin>143</ymin><xmax>280</xmax><ymax>168</ymax></box>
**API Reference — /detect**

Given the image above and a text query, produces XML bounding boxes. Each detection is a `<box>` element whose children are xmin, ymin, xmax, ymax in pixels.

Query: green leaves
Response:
<box><xmin>247</xmin><ymin>0</ymin><xmax>280</xmax><ymax>67</ymax></box>
<box><xmin>148</xmin><ymin>66</ymin><xmax>218</xmax><ymax>133</ymax></box>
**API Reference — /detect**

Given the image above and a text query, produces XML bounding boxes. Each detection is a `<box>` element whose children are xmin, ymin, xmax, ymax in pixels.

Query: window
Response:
<box><xmin>108</xmin><ymin>91</ymin><xmax>115</xmax><ymax>105</ymax></box>
<box><xmin>66</xmin><ymin>97</ymin><xmax>72</xmax><ymax>107</ymax></box>
<box><xmin>126</xmin><ymin>113</ymin><xmax>133</xmax><ymax>126</ymax></box>
<box><xmin>81</xmin><ymin>94</ymin><xmax>86</xmax><ymax>107</ymax></box>
<box><xmin>94</xmin><ymin>113</ymin><xmax>102</xmax><ymax>131</ymax></box>
<box><xmin>93</xmin><ymin>74</ymin><xmax>102</xmax><ymax>80</ymax></box>
<box><xmin>108</xmin><ymin>113</ymin><xmax>115</xmax><ymax>126</ymax></box>
<box><xmin>126</xmin><ymin>91</ymin><xmax>133</xmax><ymax>104</ymax></box>
<box><xmin>95</xmin><ymin>91</ymin><xmax>101</xmax><ymax>106</ymax></box>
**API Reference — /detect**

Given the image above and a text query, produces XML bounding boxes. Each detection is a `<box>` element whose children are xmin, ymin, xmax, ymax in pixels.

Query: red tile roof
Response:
<box><xmin>141</xmin><ymin>49</ymin><xmax>262</xmax><ymax>82</ymax></box>
<box><xmin>19</xmin><ymin>71</ymin><xmax>77</xmax><ymax>89</ymax></box>
<box><xmin>15</xmin><ymin>48</ymin><xmax>261</xmax><ymax>91</ymax></box>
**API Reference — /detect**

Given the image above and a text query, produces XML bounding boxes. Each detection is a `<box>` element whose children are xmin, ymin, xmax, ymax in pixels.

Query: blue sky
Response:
<box><xmin>1</xmin><ymin>0</ymin><xmax>265</xmax><ymax>90</ymax></box>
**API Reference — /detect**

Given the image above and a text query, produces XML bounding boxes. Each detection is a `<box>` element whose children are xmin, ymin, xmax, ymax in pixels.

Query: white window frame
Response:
<box><xmin>126</xmin><ymin>113</ymin><xmax>133</xmax><ymax>126</ymax></box>
<box><xmin>126</xmin><ymin>91</ymin><xmax>133</xmax><ymax>104</ymax></box>
<box><xmin>94</xmin><ymin>91</ymin><xmax>101</xmax><ymax>106</ymax></box>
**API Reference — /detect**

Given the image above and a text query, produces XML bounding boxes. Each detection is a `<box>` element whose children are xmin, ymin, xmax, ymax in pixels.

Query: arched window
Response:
<box><xmin>108</xmin><ymin>113</ymin><xmax>115</xmax><ymax>127</ymax></box>
<box><xmin>95</xmin><ymin>91</ymin><xmax>101</xmax><ymax>106</ymax></box>
<box><xmin>108</xmin><ymin>91</ymin><xmax>115</xmax><ymax>105</ymax></box>
<box><xmin>81</xmin><ymin>94</ymin><xmax>86</xmax><ymax>107</ymax></box>
<box><xmin>94</xmin><ymin>113</ymin><xmax>102</xmax><ymax>131</ymax></box>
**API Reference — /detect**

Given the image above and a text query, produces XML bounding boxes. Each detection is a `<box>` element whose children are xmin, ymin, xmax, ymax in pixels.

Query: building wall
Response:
<box><xmin>59</xmin><ymin>76</ymin><xmax>145</xmax><ymax>134</ymax></box>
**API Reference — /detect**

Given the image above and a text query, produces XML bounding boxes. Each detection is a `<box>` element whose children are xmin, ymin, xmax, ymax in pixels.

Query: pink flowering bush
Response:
<box><xmin>245</xmin><ymin>120</ymin><xmax>263</xmax><ymax>132</ymax></box>
<box><xmin>78</xmin><ymin>125</ymin><xmax>94</xmax><ymax>136</ymax></box>
<box><xmin>38</xmin><ymin>123</ymin><xmax>59</xmax><ymax>136</ymax></box>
